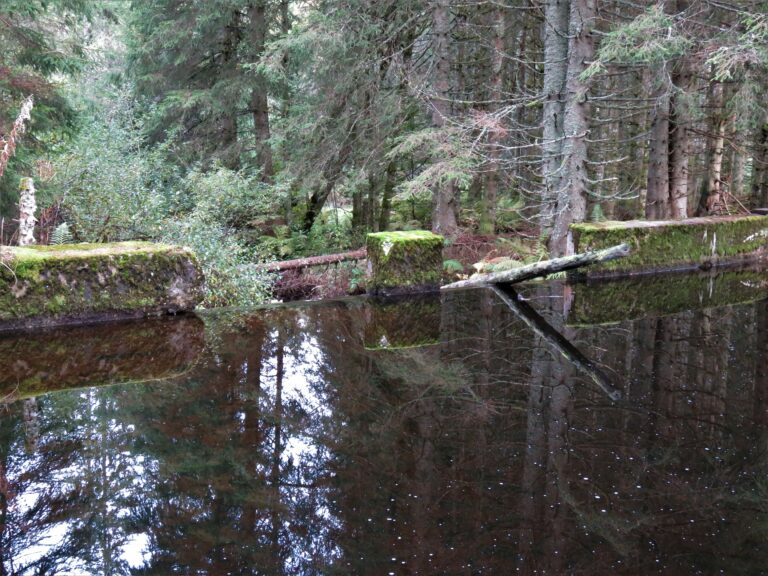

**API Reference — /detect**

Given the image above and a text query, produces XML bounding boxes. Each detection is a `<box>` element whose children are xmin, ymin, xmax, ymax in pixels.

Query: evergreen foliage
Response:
<box><xmin>2</xmin><ymin>0</ymin><xmax>768</xmax><ymax>304</ymax></box>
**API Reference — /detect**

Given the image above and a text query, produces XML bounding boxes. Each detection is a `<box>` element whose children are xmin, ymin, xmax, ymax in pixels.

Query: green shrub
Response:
<box><xmin>161</xmin><ymin>213</ymin><xmax>273</xmax><ymax>308</ymax></box>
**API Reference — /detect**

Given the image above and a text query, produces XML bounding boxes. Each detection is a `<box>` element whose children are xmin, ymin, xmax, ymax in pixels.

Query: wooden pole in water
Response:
<box><xmin>441</xmin><ymin>243</ymin><xmax>630</xmax><ymax>290</ymax></box>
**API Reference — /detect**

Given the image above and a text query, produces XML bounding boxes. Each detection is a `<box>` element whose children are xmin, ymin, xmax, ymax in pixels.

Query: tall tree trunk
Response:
<box><xmin>430</xmin><ymin>0</ymin><xmax>459</xmax><ymax>236</ymax></box>
<box><xmin>645</xmin><ymin>76</ymin><xmax>670</xmax><ymax>220</ymax></box>
<box><xmin>548</xmin><ymin>0</ymin><xmax>596</xmax><ymax>256</ymax></box>
<box><xmin>540</xmin><ymin>0</ymin><xmax>570</xmax><ymax>239</ymax></box>
<box><xmin>219</xmin><ymin>13</ymin><xmax>241</xmax><ymax>170</ymax></box>
<box><xmin>751</xmin><ymin>120</ymin><xmax>768</xmax><ymax>207</ymax></box>
<box><xmin>248</xmin><ymin>1</ymin><xmax>274</xmax><ymax>182</ymax></box>
<box><xmin>668</xmin><ymin>68</ymin><xmax>691</xmax><ymax>218</ymax></box>
<box><xmin>697</xmin><ymin>80</ymin><xmax>727</xmax><ymax>215</ymax></box>
<box><xmin>480</xmin><ymin>3</ymin><xmax>507</xmax><ymax>234</ymax></box>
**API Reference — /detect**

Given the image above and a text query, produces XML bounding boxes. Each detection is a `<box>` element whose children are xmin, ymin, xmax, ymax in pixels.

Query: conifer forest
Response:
<box><xmin>1</xmin><ymin>0</ymin><xmax>768</xmax><ymax>303</ymax></box>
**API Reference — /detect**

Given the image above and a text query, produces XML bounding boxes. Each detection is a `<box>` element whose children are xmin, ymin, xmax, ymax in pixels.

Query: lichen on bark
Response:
<box><xmin>366</xmin><ymin>230</ymin><xmax>444</xmax><ymax>294</ymax></box>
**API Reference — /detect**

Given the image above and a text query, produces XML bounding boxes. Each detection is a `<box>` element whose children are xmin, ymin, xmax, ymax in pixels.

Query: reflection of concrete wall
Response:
<box><xmin>363</xmin><ymin>295</ymin><xmax>441</xmax><ymax>350</ymax></box>
<box><xmin>568</xmin><ymin>269</ymin><xmax>768</xmax><ymax>326</ymax></box>
<box><xmin>0</xmin><ymin>315</ymin><xmax>205</xmax><ymax>401</ymax></box>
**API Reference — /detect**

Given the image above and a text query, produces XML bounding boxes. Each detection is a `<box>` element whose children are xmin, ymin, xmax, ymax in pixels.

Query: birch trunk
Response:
<box><xmin>18</xmin><ymin>177</ymin><xmax>36</xmax><ymax>247</ymax></box>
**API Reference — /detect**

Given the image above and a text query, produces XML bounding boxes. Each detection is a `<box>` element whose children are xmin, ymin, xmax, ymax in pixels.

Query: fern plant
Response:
<box><xmin>50</xmin><ymin>223</ymin><xmax>74</xmax><ymax>245</ymax></box>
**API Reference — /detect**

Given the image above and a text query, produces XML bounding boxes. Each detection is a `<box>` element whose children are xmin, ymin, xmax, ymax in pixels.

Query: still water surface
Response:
<box><xmin>2</xmin><ymin>271</ymin><xmax>768</xmax><ymax>575</ymax></box>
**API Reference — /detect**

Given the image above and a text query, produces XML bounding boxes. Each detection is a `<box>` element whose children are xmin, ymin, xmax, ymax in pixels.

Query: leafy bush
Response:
<box><xmin>52</xmin><ymin>87</ymin><xmax>167</xmax><ymax>242</ymax></box>
<box><xmin>160</xmin><ymin>212</ymin><xmax>273</xmax><ymax>308</ymax></box>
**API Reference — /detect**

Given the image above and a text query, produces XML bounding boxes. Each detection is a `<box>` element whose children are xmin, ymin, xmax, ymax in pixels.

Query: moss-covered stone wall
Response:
<box><xmin>0</xmin><ymin>241</ymin><xmax>203</xmax><ymax>330</ymax></box>
<box><xmin>367</xmin><ymin>230</ymin><xmax>444</xmax><ymax>295</ymax></box>
<box><xmin>569</xmin><ymin>216</ymin><xmax>768</xmax><ymax>277</ymax></box>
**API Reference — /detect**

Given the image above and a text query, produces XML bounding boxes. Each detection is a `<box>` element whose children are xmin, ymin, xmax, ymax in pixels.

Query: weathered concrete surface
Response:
<box><xmin>367</xmin><ymin>230</ymin><xmax>444</xmax><ymax>295</ymax></box>
<box><xmin>569</xmin><ymin>215</ymin><xmax>768</xmax><ymax>278</ymax></box>
<box><xmin>0</xmin><ymin>315</ymin><xmax>204</xmax><ymax>402</ymax></box>
<box><xmin>0</xmin><ymin>241</ymin><xmax>203</xmax><ymax>331</ymax></box>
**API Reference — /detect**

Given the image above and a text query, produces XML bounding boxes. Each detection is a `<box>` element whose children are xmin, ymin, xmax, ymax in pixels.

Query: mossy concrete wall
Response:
<box><xmin>367</xmin><ymin>230</ymin><xmax>444</xmax><ymax>295</ymax></box>
<box><xmin>0</xmin><ymin>315</ymin><xmax>204</xmax><ymax>401</ymax></box>
<box><xmin>567</xmin><ymin>269</ymin><xmax>768</xmax><ymax>326</ymax></box>
<box><xmin>0</xmin><ymin>241</ymin><xmax>203</xmax><ymax>331</ymax></box>
<box><xmin>569</xmin><ymin>215</ymin><xmax>768</xmax><ymax>277</ymax></box>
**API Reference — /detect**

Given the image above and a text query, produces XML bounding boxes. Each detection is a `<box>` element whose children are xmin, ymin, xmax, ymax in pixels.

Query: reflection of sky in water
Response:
<box><xmin>278</xmin><ymin>332</ymin><xmax>342</xmax><ymax>569</ymax></box>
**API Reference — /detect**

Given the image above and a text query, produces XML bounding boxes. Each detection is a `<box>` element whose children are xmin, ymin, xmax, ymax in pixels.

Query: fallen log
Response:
<box><xmin>491</xmin><ymin>284</ymin><xmax>622</xmax><ymax>401</ymax></box>
<box><xmin>262</xmin><ymin>248</ymin><xmax>367</xmax><ymax>273</ymax></box>
<box><xmin>441</xmin><ymin>243</ymin><xmax>630</xmax><ymax>290</ymax></box>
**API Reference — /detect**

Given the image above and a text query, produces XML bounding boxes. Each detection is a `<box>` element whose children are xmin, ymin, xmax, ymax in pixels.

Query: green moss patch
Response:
<box><xmin>0</xmin><ymin>241</ymin><xmax>203</xmax><ymax>330</ymax></box>
<box><xmin>367</xmin><ymin>230</ymin><xmax>444</xmax><ymax>294</ymax></box>
<box><xmin>570</xmin><ymin>216</ymin><xmax>768</xmax><ymax>277</ymax></box>
<box><xmin>0</xmin><ymin>315</ymin><xmax>204</xmax><ymax>401</ymax></box>
<box><xmin>567</xmin><ymin>269</ymin><xmax>768</xmax><ymax>326</ymax></box>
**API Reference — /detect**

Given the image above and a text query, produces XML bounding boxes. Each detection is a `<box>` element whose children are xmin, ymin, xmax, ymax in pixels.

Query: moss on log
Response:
<box><xmin>567</xmin><ymin>268</ymin><xmax>768</xmax><ymax>326</ymax></box>
<box><xmin>0</xmin><ymin>315</ymin><xmax>204</xmax><ymax>401</ymax></box>
<box><xmin>0</xmin><ymin>241</ymin><xmax>203</xmax><ymax>330</ymax></box>
<box><xmin>367</xmin><ymin>230</ymin><xmax>444</xmax><ymax>295</ymax></box>
<box><xmin>569</xmin><ymin>216</ymin><xmax>768</xmax><ymax>277</ymax></box>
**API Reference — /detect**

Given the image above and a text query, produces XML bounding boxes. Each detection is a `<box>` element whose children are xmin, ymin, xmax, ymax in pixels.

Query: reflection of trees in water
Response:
<box><xmin>0</xmin><ymin>388</ymin><xmax>145</xmax><ymax>575</ymax></box>
<box><xmin>521</xmin><ymin>292</ymin><xmax>768</xmax><ymax>574</ymax></box>
<box><xmin>2</xmin><ymin>292</ymin><xmax>768</xmax><ymax>574</ymax></box>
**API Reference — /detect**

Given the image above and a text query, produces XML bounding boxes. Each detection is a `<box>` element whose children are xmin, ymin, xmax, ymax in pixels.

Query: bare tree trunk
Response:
<box><xmin>645</xmin><ymin>76</ymin><xmax>670</xmax><ymax>220</ymax></box>
<box><xmin>668</xmin><ymin>66</ymin><xmax>691</xmax><ymax>218</ymax></box>
<box><xmin>730</xmin><ymin>146</ymin><xmax>745</xmax><ymax>201</ymax></box>
<box><xmin>548</xmin><ymin>0</ymin><xmax>596</xmax><ymax>256</ymax></box>
<box><xmin>249</xmin><ymin>1</ymin><xmax>275</xmax><ymax>182</ymax></box>
<box><xmin>540</xmin><ymin>0</ymin><xmax>570</xmax><ymax>239</ymax></box>
<box><xmin>379</xmin><ymin>161</ymin><xmax>396</xmax><ymax>231</ymax></box>
<box><xmin>480</xmin><ymin>3</ymin><xmax>506</xmax><ymax>234</ymax></box>
<box><xmin>219</xmin><ymin>13</ymin><xmax>241</xmax><ymax>170</ymax></box>
<box><xmin>697</xmin><ymin>80</ymin><xmax>727</xmax><ymax>215</ymax></box>
<box><xmin>430</xmin><ymin>0</ymin><xmax>459</xmax><ymax>236</ymax></box>
<box><xmin>751</xmin><ymin>120</ymin><xmax>768</xmax><ymax>207</ymax></box>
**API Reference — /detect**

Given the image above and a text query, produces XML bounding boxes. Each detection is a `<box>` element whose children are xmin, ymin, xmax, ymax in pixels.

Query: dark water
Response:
<box><xmin>2</xmin><ymin>271</ymin><xmax>768</xmax><ymax>575</ymax></box>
